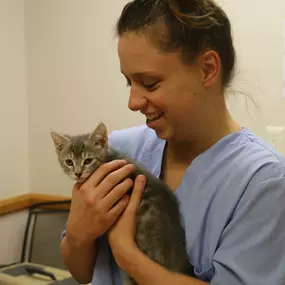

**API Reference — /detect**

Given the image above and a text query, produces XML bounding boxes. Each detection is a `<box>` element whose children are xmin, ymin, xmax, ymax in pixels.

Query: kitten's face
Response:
<box><xmin>50</xmin><ymin>123</ymin><xmax>109</xmax><ymax>183</ymax></box>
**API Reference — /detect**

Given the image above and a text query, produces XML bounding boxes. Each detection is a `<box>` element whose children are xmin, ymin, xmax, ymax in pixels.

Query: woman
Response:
<box><xmin>60</xmin><ymin>0</ymin><xmax>285</xmax><ymax>284</ymax></box>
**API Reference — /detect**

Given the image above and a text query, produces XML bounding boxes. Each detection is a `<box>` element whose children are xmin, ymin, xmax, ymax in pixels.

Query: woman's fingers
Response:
<box><xmin>83</xmin><ymin>160</ymin><xmax>127</xmax><ymax>189</ymax></box>
<box><xmin>95</xmin><ymin>163</ymin><xmax>136</xmax><ymax>199</ymax></box>
<box><xmin>107</xmin><ymin>195</ymin><xmax>130</xmax><ymax>221</ymax></box>
<box><xmin>102</xmin><ymin>178</ymin><xmax>134</xmax><ymax>210</ymax></box>
<box><xmin>126</xmin><ymin>175</ymin><xmax>146</xmax><ymax>214</ymax></box>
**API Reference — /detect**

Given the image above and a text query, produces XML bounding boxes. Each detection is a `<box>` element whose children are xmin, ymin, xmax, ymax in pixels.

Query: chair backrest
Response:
<box><xmin>21</xmin><ymin>200</ymin><xmax>71</xmax><ymax>270</ymax></box>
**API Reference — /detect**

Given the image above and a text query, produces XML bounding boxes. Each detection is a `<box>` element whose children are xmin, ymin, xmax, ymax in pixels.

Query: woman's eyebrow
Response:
<box><xmin>121</xmin><ymin>70</ymin><xmax>163</xmax><ymax>77</ymax></box>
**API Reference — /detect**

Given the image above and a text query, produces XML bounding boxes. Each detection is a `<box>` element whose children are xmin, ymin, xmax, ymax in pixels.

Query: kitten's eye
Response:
<box><xmin>65</xmin><ymin>159</ymin><xmax>73</xmax><ymax>166</ymax></box>
<box><xmin>84</xmin><ymin>158</ymin><xmax>93</xmax><ymax>165</ymax></box>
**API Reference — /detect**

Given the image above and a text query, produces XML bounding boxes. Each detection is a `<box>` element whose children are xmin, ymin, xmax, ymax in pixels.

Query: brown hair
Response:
<box><xmin>116</xmin><ymin>0</ymin><xmax>236</xmax><ymax>88</ymax></box>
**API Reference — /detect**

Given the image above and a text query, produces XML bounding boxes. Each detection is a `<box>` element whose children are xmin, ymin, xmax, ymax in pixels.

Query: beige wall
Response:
<box><xmin>25</xmin><ymin>0</ymin><xmax>285</xmax><ymax>196</ymax></box>
<box><xmin>0</xmin><ymin>0</ymin><xmax>29</xmax><ymax>200</ymax></box>
<box><xmin>224</xmin><ymin>0</ymin><xmax>285</xmax><ymax>143</ymax></box>
<box><xmin>25</xmin><ymin>0</ymin><xmax>145</xmax><ymax>196</ymax></box>
<box><xmin>1</xmin><ymin>0</ymin><xmax>285</xmax><ymax>198</ymax></box>
<box><xmin>1</xmin><ymin>0</ymin><xmax>285</xmax><ymax>263</ymax></box>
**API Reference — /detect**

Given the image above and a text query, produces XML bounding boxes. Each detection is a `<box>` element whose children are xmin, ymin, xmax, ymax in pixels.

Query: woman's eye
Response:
<box><xmin>125</xmin><ymin>75</ymin><xmax>159</xmax><ymax>90</ymax></box>
<box><xmin>65</xmin><ymin>159</ymin><xmax>73</xmax><ymax>166</ymax></box>
<box><xmin>126</xmin><ymin>78</ymin><xmax>131</xmax><ymax>87</ymax></box>
<box><xmin>143</xmin><ymin>82</ymin><xmax>158</xmax><ymax>91</ymax></box>
<box><xmin>84</xmin><ymin>158</ymin><xmax>93</xmax><ymax>165</ymax></box>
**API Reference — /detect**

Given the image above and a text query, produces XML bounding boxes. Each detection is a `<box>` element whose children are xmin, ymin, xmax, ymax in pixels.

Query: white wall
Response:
<box><xmin>2</xmin><ymin>0</ymin><xmax>285</xmax><ymax>197</ymax></box>
<box><xmin>0</xmin><ymin>0</ymin><xmax>29</xmax><ymax>199</ymax></box>
<box><xmin>0</xmin><ymin>1</ymin><xmax>29</xmax><ymax>263</ymax></box>
<box><xmin>2</xmin><ymin>0</ymin><xmax>284</xmax><ymax>266</ymax></box>
<box><xmin>224</xmin><ymin>0</ymin><xmax>285</xmax><ymax>149</ymax></box>
<box><xmin>25</xmin><ymin>0</ymin><xmax>285</xmax><ymax>196</ymax></box>
<box><xmin>25</xmin><ymin>0</ymin><xmax>144</xmax><ymax>196</ymax></box>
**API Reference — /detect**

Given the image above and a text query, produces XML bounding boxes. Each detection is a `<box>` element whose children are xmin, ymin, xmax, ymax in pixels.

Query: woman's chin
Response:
<box><xmin>153</xmin><ymin>127</ymin><xmax>171</xmax><ymax>141</ymax></box>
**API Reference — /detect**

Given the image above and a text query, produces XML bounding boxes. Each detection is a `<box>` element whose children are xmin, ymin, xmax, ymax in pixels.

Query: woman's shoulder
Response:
<box><xmin>236</xmin><ymin>128</ymin><xmax>285</xmax><ymax>177</ymax></box>
<box><xmin>229</xmin><ymin>128</ymin><xmax>285</xmax><ymax>211</ymax></box>
<box><xmin>183</xmin><ymin>128</ymin><xmax>285</xmax><ymax>191</ymax></box>
<box><xmin>180</xmin><ymin>129</ymin><xmax>285</xmax><ymax>281</ymax></box>
<box><xmin>108</xmin><ymin>124</ymin><xmax>164</xmax><ymax>162</ymax></box>
<box><xmin>203</xmin><ymin>127</ymin><xmax>285</xmax><ymax>179</ymax></box>
<box><xmin>108</xmin><ymin>124</ymin><xmax>152</xmax><ymax>145</ymax></box>
<box><xmin>179</xmin><ymin>127</ymin><xmax>285</xmax><ymax>242</ymax></box>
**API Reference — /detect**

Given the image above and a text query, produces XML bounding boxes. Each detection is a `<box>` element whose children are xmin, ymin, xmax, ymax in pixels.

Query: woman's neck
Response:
<box><xmin>166</xmin><ymin>109</ymin><xmax>241</xmax><ymax>165</ymax></box>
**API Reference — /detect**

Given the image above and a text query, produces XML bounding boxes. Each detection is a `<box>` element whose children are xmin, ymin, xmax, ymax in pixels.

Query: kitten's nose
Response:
<box><xmin>75</xmin><ymin>172</ymin><xmax>82</xmax><ymax>178</ymax></box>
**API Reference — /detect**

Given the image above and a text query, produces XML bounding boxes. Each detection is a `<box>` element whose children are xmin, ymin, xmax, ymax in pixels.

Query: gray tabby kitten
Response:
<box><xmin>50</xmin><ymin>122</ymin><xmax>195</xmax><ymax>285</ymax></box>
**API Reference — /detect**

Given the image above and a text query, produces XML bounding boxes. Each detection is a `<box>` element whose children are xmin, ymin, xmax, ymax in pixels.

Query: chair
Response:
<box><xmin>0</xmin><ymin>200</ymin><xmax>82</xmax><ymax>284</ymax></box>
<box><xmin>20</xmin><ymin>200</ymin><xmax>71</xmax><ymax>269</ymax></box>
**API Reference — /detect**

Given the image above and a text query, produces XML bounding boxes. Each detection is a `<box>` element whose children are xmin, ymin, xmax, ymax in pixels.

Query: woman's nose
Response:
<box><xmin>128</xmin><ymin>88</ymin><xmax>147</xmax><ymax>112</ymax></box>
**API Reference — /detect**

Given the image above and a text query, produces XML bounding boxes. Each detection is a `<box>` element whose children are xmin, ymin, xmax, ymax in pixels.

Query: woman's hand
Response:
<box><xmin>108</xmin><ymin>174</ymin><xmax>146</xmax><ymax>269</ymax></box>
<box><xmin>65</xmin><ymin>159</ymin><xmax>136</xmax><ymax>247</ymax></box>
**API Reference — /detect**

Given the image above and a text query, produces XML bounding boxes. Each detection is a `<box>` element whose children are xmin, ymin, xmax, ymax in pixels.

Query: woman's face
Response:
<box><xmin>117</xmin><ymin>33</ymin><xmax>212</xmax><ymax>142</ymax></box>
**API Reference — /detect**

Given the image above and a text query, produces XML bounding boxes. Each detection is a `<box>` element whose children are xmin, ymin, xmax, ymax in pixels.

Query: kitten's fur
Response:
<box><xmin>50</xmin><ymin>122</ymin><xmax>195</xmax><ymax>284</ymax></box>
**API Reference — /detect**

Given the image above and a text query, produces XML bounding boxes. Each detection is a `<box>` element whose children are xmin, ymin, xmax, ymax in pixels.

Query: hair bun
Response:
<box><xmin>168</xmin><ymin>0</ymin><xmax>220</xmax><ymax>28</ymax></box>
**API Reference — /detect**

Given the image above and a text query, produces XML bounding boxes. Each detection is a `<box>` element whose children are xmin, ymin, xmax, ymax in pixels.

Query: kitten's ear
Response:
<box><xmin>50</xmin><ymin>130</ymin><xmax>70</xmax><ymax>154</ymax></box>
<box><xmin>88</xmin><ymin>122</ymin><xmax>108</xmax><ymax>148</ymax></box>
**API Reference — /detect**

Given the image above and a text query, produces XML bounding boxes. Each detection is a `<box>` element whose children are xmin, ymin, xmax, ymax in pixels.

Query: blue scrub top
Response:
<box><xmin>66</xmin><ymin>125</ymin><xmax>285</xmax><ymax>285</ymax></box>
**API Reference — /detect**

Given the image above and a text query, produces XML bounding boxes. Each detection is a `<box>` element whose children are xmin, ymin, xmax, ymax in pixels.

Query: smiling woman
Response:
<box><xmin>116</xmin><ymin>0</ymin><xmax>237</xmax><ymax>144</ymax></box>
<box><xmin>60</xmin><ymin>1</ymin><xmax>285</xmax><ymax>285</ymax></box>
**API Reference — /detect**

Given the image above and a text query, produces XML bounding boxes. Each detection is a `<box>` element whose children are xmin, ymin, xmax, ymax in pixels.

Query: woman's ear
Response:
<box><xmin>199</xmin><ymin>50</ymin><xmax>221</xmax><ymax>88</ymax></box>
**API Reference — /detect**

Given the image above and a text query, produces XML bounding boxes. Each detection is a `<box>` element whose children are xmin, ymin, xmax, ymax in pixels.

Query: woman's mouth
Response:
<box><xmin>146</xmin><ymin>112</ymin><xmax>164</xmax><ymax>124</ymax></box>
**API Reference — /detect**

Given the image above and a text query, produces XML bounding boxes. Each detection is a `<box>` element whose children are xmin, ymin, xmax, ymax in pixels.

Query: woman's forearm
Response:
<box><xmin>120</xmin><ymin>247</ymin><xmax>209</xmax><ymax>285</ymax></box>
<box><xmin>60</xmin><ymin>236</ymin><xmax>97</xmax><ymax>284</ymax></box>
